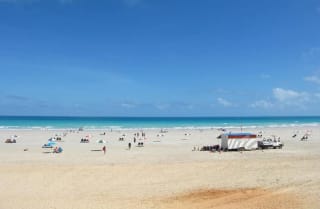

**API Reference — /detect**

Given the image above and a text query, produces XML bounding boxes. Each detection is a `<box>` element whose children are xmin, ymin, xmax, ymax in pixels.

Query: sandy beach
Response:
<box><xmin>2</xmin><ymin>0</ymin><xmax>319</xmax><ymax>208</ymax></box>
<box><xmin>0</xmin><ymin>126</ymin><xmax>319</xmax><ymax>209</ymax></box>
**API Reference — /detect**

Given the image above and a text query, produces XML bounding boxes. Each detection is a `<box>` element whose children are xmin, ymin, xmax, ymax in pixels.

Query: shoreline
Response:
<box><xmin>0</xmin><ymin>123</ymin><xmax>319</xmax><ymax>131</ymax></box>
<box><xmin>1</xmin><ymin>115</ymin><xmax>320</xmax><ymax>131</ymax></box>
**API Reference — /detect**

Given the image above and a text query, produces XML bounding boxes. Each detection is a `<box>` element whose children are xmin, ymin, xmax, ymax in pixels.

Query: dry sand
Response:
<box><xmin>0</xmin><ymin>127</ymin><xmax>319</xmax><ymax>209</ymax></box>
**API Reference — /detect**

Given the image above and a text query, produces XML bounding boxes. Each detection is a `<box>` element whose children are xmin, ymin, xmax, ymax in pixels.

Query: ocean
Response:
<box><xmin>0</xmin><ymin>116</ymin><xmax>319</xmax><ymax>130</ymax></box>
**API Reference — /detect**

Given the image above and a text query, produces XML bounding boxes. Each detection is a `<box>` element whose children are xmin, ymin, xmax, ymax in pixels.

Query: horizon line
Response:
<box><xmin>1</xmin><ymin>115</ymin><xmax>320</xmax><ymax>118</ymax></box>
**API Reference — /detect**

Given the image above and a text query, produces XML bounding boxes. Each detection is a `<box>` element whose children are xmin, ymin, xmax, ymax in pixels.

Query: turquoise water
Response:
<box><xmin>0</xmin><ymin>116</ymin><xmax>319</xmax><ymax>130</ymax></box>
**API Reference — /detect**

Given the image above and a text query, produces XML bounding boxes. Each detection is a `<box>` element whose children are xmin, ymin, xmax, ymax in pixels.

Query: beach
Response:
<box><xmin>2</xmin><ymin>0</ymin><xmax>319</xmax><ymax>208</ymax></box>
<box><xmin>0</xmin><ymin>126</ymin><xmax>319</xmax><ymax>209</ymax></box>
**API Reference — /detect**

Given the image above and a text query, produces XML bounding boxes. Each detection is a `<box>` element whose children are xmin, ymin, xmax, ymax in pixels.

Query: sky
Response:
<box><xmin>0</xmin><ymin>0</ymin><xmax>320</xmax><ymax>116</ymax></box>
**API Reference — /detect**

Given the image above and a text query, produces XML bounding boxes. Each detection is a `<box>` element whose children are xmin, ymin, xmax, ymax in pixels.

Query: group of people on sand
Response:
<box><xmin>128</xmin><ymin>134</ymin><xmax>146</xmax><ymax>150</ymax></box>
<box><xmin>53</xmin><ymin>146</ymin><xmax>63</xmax><ymax>153</ymax></box>
<box><xmin>292</xmin><ymin>130</ymin><xmax>312</xmax><ymax>141</ymax></box>
<box><xmin>101</xmin><ymin>132</ymin><xmax>147</xmax><ymax>153</ymax></box>
<box><xmin>5</xmin><ymin>138</ymin><xmax>16</xmax><ymax>143</ymax></box>
<box><xmin>133</xmin><ymin>132</ymin><xmax>146</xmax><ymax>148</ymax></box>
<box><xmin>80</xmin><ymin>138</ymin><xmax>90</xmax><ymax>143</ymax></box>
<box><xmin>127</xmin><ymin>141</ymin><xmax>143</xmax><ymax>150</ymax></box>
<box><xmin>4</xmin><ymin>135</ymin><xmax>18</xmax><ymax>143</ymax></box>
<box><xmin>134</xmin><ymin>132</ymin><xmax>146</xmax><ymax>139</ymax></box>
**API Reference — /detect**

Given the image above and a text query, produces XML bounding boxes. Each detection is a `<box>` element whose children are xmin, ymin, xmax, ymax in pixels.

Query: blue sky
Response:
<box><xmin>0</xmin><ymin>0</ymin><xmax>320</xmax><ymax>116</ymax></box>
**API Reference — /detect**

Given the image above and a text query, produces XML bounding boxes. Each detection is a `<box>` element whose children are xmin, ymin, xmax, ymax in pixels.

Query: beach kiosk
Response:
<box><xmin>221</xmin><ymin>133</ymin><xmax>258</xmax><ymax>151</ymax></box>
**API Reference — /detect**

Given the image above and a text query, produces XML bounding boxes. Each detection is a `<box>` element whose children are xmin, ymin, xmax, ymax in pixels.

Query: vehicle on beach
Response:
<box><xmin>258</xmin><ymin>136</ymin><xmax>283</xmax><ymax>149</ymax></box>
<box><xmin>220</xmin><ymin>133</ymin><xmax>258</xmax><ymax>151</ymax></box>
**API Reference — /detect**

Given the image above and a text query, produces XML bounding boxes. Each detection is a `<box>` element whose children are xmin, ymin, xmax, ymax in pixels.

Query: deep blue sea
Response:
<box><xmin>0</xmin><ymin>116</ymin><xmax>319</xmax><ymax>130</ymax></box>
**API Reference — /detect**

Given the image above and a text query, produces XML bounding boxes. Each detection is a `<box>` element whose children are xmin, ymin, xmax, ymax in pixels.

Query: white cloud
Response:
<box><xmin>273</xmin><ymin>88</ymin><xmax>300</xmax><ymax>101</ymax></box>
<box><xmin>217</xmin><ymin>97</ymin><xmax>233</xmax><ymax>107</ymax></box>
<box><xmin>273</xmin><ymin>88</ymin><xmax>310</xmax><ymax>106</ymax></box>
<box><xmin>121</xmin><ymin>103</ymin><xmax>136</xmax><ymax>108</ymax></box>
<box><xmin>305</xmin><ymin>75</ymin><xmax>320</xmax><ymax>85</ymax></box>
<box><xmin>250</xmin><ymin>100</ymin><xmax>274</xmax><ymax>109</ymax></box>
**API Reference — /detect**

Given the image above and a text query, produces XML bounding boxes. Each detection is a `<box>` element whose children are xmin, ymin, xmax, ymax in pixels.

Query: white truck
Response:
<box><xmin>258</xmin><ymin>136</ymin><xmax>283</xmax><ymax>149</ymax></box>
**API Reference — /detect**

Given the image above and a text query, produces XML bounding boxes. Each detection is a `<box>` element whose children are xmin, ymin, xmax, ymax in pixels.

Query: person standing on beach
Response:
<box><xmin>102</xmin><ymin>146</ymin><xmax>106</xmax><ymax>155</ymax></box>
<box><xmin>128</xmin><ymin>143</ymin><xmax>131</xmax><ymax>150</ymax></box>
